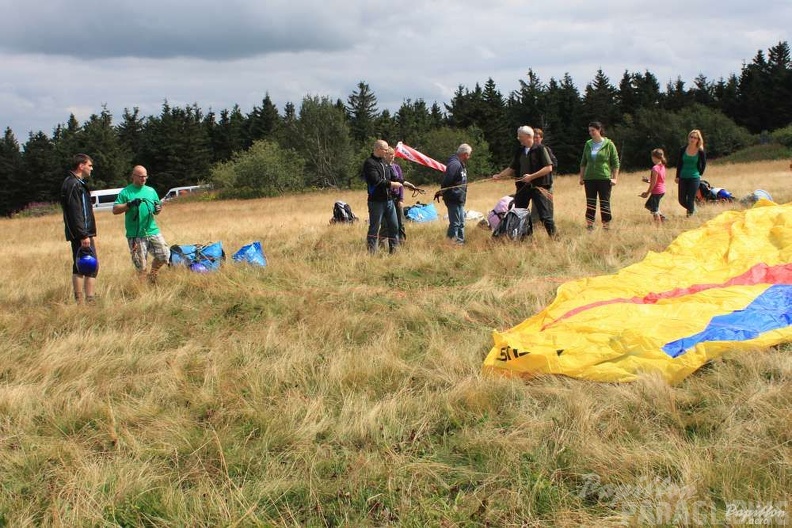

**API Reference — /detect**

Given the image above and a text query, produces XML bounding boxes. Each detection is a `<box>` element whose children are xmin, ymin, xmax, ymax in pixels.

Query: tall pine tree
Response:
<box><xmin>346</xmin><ymin>81</ymin><xmax>379</xmax><ymax>145</ymax></box>
<box><xmin>21</xmin><ymin>132</ymin><xmax>61</xmax><ymax>205</ymax></box>
<box><xmin>117</xmin><ymin>107</ymin><xmax>145</xmax><ymax>164</ymax></box>
<box><xmin>0</xmin><ymin>128</ymin><xmax>23</xmax><ymax>215</ymax></box>
<box><xmin>139</xmin><ymin>102</ymin><xmax>212</xmax><ymax>196</ymax></box>
<box><xmin>248</xmin><ymin>94</ymin><xmax>281</xmax><ymax>144</ymax></box>
<box><xmin>582</xmin><ymin>69</ymin><xmax>619</xmax><ymax>127</ymax></box>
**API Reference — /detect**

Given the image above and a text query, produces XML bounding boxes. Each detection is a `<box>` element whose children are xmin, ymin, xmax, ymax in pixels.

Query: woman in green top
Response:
<box><xmin>579</xmin><ymin>121</ymin><xmax>620</xmax><ymax>231</ymax></box>
<box><xmin>675</xmin><ymin>129</ymin><xmax>707</xmax><ymax>217</ymax></box>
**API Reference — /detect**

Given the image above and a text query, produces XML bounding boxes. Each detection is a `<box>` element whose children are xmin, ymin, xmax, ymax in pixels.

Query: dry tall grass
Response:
<box><xmin>0</xmin><ymin>160</ymin><xmax>790</xmax><ymax>526</ymax></box>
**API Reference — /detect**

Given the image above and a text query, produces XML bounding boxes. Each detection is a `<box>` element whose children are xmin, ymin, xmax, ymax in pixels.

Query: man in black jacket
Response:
<box><xmin>60</xmin><ymin>153</ymin><xmax>98</xmax><ymax>303</ymax></box>
<box><xmin>363</xmin><ymin>139</ymin><xmax>402</xmax><ymax>254</ymax></box>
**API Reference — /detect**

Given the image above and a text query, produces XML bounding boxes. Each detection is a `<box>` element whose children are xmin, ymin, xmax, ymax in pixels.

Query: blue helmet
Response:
<box><xmin>76</xmin><ymin>247</ymin><xmax>98</xmax><ymax>275</ymax></box>
<box><xmin>190</xmin><ymin>262</ymin><xmax>209</xmax><ymax>273</ymax></box>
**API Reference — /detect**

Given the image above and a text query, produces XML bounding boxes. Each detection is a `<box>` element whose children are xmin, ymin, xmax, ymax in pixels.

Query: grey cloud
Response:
<box><xmin>0</xmin><ymin>0</ymin><xmax>789</xmax><ymax>140</ymax></box>
<box><xmin>0</xmin><ymin>1</ymin><xmax>360</xmax><ymax>59</ymax></box>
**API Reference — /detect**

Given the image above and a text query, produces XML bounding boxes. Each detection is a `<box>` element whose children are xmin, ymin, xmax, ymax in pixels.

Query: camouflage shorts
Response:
<box><xmin>127</xmin><ymin>234</ymin><xmax>170</xmax><ymax>272</ymax></box>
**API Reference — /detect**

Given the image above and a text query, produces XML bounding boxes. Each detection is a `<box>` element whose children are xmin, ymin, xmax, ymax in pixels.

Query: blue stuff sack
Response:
<box><xmin>232</xmin><ymin>241</ymin><xmax>267</xmax><ymax>267</ymax></box>
<box><xmin>404</xmin><ymin>202</ymin><xmax>438</xmax><ymax>223</ymax></box>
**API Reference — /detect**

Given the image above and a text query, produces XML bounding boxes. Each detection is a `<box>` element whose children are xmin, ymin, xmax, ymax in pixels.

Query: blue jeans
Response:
<box><xmin>367</xmin><ymin>200</ymin><xmax>399</xmax><ymax>253</ymax></box>
<box><xmin>446</xmin><ymin>202</ymin><xmax>465</xmax><ymax>242</ymax></box>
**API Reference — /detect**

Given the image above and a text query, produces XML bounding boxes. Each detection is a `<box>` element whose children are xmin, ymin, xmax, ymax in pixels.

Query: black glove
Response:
<box><xmin>128</xmin><ymin>198</ymin><xmax>142</xmax><ymax>207</ymax></box>
<box><xmin>433</xmin><ymin>191</ymin><xmax>442</xmax><ymax>203</ymax></box>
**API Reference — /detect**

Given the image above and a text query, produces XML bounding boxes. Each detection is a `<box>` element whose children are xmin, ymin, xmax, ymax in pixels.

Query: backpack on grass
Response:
<box><xmin>697</xmin><ymin>180</ymin><xmax>735</xmax><ymax>204</ymax></box>
<box><xmin>492</xmin><ymin>207</ymin><xmax>533</xmax><ymax>241</ymax></box>
<box><xmin>330</xmin><ymin>201</ymin><xmax>358</xmax><ymax>224</ymax></box>
<box><xmin>486</xmin><ymin>195</ymin><xmax>515</xmax><ymax>231</ymax></box>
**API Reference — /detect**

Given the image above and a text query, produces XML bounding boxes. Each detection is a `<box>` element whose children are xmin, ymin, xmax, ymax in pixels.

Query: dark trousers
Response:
<box><xmin>525</xmin><ymin>186</ymin><xmax>556</xmax><ymax>236</ymax></box>
<box><xmin>584</xmin><ymin>180</ymin><xmax>613</xmax><ymax>225</ymax></box>
<box><xmin>678</xmin><ymin>177</ymin><xmax>699</xmax><ymax>216</ymax></box>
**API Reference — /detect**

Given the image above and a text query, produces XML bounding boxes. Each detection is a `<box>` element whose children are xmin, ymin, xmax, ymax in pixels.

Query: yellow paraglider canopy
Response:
<box><xmin>483</xmin><ymin>200</ymin><xmax>792</xmax><ymax>384</ymax></box>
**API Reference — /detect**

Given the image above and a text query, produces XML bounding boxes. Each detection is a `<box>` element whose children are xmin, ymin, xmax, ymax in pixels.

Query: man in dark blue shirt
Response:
<box><xmin>437</xmin><ymin>144</ymin><xmax>472</xmax><ymax>245</ymax></box>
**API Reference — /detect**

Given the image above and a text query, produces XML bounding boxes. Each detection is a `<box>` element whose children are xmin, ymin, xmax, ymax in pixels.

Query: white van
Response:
<box><xmin>163</xmin><ymin>185</ymin><xmax>211</xmax><ymax>201</ymax></box>
<box><xmin>90</xmin><ymin>188</ymin><xmax>124</xmax><ymax>211</ymax></box>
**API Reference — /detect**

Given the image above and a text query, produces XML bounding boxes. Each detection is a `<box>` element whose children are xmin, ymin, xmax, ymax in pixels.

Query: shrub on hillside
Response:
<box><xmin>12</xmin><ymin>201</ymin><xmax>59</xmax><ymax>218</ymax></box>
<box><xmin>209</xmin><ymin>140</ymin><xmax>306</xmax><ymax>198</ymax></box>
<box><xmin>715</xmin><ymin>143</ymin><xmax>792</xmax><ymax>164</ymax></box>
<box><xmin>678</xmin><ymin>105</ymin><xmax>753</xmax><ymax>158</ymax></box>
<box><xmin>770</xmin><ymin>125</ymin><xmax>792</xmax><ymax>148</ymax></box>
<box><xmin>613</xmin><ymin>104</ymin><xmax>753</xmax><ymax>169</ymax></box>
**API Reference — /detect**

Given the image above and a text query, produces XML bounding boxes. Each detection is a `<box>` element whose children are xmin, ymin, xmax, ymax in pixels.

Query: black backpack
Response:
<box><xmin>330</xmin><ymin>201</ymin><xmax>358</xmax><ymax>224</ymax></box>
<box><xmin>696</xmin><ymin>180</ymin><xmax>714</xmax><ymax>203</ymax></box>
<box><xmin>492</xmin><ymin>207</ymin><xmax>533</xmax><ymax>240</ymax></box>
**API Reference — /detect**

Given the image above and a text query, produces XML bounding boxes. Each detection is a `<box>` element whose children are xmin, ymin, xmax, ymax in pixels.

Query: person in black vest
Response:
<box><xmin>492</xmin><ymin>126</ymin><xmax>557</xmax><ymax>238</ymax></box>
<box><xmin>532</xmin><ymin>128</ymin><xmax>558</xmax><ymax>224</ymax></box>
<box><xmin>533</xmin><ymin>128</ymin><xmax>557</xmax><ymax>186</ymax></box>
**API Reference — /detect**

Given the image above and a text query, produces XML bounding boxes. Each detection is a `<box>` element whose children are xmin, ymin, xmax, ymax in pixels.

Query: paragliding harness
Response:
<box><xmin>486</xmin><ymin>195</ymin><xmax>515</xmax><ymax>232</ymax></box>
<box><xmin>696</xmin><ymin>180</ymin><xmax>735</xmax><ymax>204</ymax></box>
<box><xmin>330</xmin><ymin>201</ymin><xmax>358</xmax><ymax>224</ymax></box>
<box><xmin>492</xmin><ymin>207</ymin><xmax>533</xmax><ymax>241</ymax></box>
<box><xmin>169</xmin><ymin>242</ymin><xmax>226</xmax><ymax>272</ymax></box>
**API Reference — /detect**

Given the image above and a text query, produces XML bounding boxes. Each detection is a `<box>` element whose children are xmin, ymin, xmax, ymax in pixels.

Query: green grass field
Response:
<box><xmin>0</xmin><ymin>160</ymin><xmax>790</xmax><ymax>526</ymax></box>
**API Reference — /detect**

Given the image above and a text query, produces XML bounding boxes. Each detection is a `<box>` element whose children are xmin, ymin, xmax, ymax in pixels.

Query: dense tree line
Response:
<box><xmin>1</xmin><ymin>41</ymin><xmax>790</xmax><ymax>216</ymax></box>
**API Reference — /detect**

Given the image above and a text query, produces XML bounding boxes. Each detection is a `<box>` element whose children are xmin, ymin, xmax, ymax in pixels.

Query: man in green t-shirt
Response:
<box><xmin>113</xmin><ymin>165</ymin><xmax>170</xmax><ymax>282</ymax></box>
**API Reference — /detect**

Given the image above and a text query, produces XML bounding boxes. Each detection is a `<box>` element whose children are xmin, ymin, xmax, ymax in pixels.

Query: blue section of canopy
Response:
<box><xmin>662</xmin><ymin>284</ymin><xmax>792</xmax><ymax>358</ymax></box>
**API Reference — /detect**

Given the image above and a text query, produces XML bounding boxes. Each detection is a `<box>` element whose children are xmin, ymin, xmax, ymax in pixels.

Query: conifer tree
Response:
<box><xmin>0</xmin><ymin>128</ymin><xmax>23</xmax><ymax>215</ymax></box>
<box><xmin>139</xmin><ymin>102</ymin><xmax>211</xmax><ymax>195</ymax></box>
<box><xmin>248</xmin><ymin>94</ymin><xmax>281</xmax><ymax>143</ymax></box>
<box><xmin>582</xmin><ymin>69</ymin><xmax>619</xmax><ymax>127</ymax></box>
<box><xmin>395</xmin><ymin>99</ymin><xmax>433</xmax><ymax>144</ymax></box>
<box><xmin>117</xmin><ymin>107</ymin><xmax>145</xmax><ymax>164</ymax></box>
<box><xmin>346</xmin><ymin>81</ymin><xmax>378</xmax><ymax>145</ymax></box>
<box><xmin>21</xmin><ymin>131</ymin><xmax>61</xmax><ymax>205</ymax></box>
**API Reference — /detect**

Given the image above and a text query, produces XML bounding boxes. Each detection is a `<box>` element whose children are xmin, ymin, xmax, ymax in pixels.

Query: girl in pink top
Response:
<box><xmin>640</xmin><ymin>148</ymin><xmax>667</xmax><ymax>223</ymax></box>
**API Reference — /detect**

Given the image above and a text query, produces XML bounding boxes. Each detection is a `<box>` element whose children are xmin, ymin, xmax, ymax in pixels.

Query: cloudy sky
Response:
<box><xmin>1</xmin><ymin>0</ymin><xmax>789</xmax><ymax>140</ymax></box>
